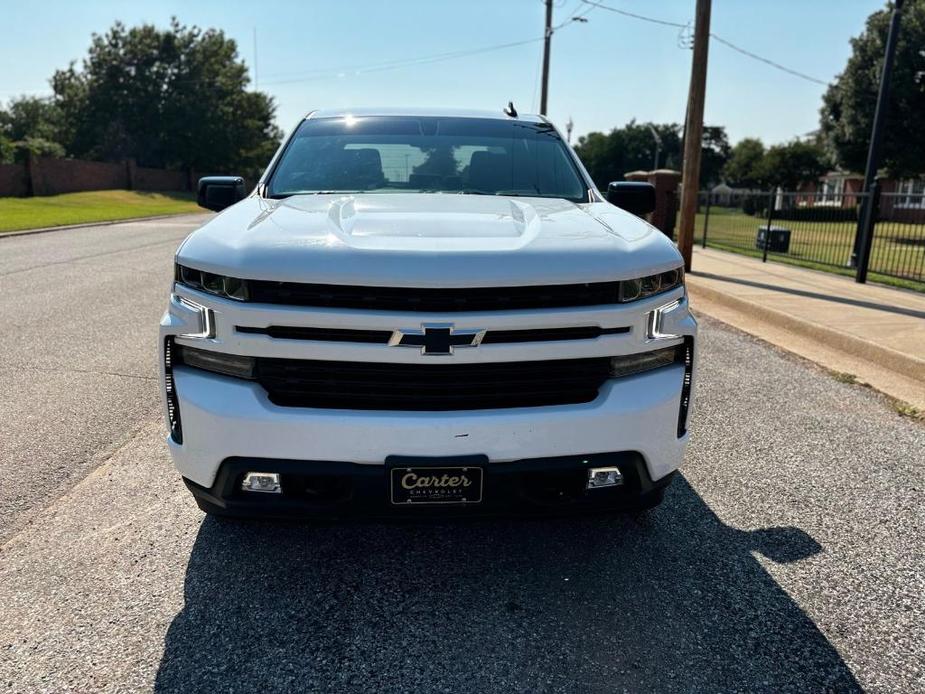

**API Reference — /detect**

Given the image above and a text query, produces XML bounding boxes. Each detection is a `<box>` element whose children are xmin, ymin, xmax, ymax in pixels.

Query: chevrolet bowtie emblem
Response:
<box><xmin>389</xmin><ymin>323</ymin><xmax>486</xmax><ymax>356</ymax></box>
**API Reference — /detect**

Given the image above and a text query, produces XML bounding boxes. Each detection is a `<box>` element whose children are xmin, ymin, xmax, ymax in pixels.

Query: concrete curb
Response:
<box><xmin>687</xmin><ymin>279</ymin><xmax>925</xmax><ymax>383</ymax></box>
<box><xmin>0</xmin><ymin>212</ymin><xmax>206</xmax><ymax>240</ymax></box>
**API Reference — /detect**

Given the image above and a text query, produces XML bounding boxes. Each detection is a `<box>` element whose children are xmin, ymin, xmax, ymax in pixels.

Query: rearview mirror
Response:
<box><xmin>606</xmin><ymin>181</ymin><xmax>656</xmax><ymax>216</ymax></box>
<box><xmin>198</xmin><ymin>176</ymin><xmax>246</xmax><ymax>212</ymax></box>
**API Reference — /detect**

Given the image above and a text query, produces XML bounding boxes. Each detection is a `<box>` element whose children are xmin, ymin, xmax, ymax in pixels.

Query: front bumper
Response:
<box><xmin>185</xmin><ymin>452</ymin><xmax>676</xmax><ymax>519</ymax></box>
<box><xmin>166</xmin><ymin>360</ymin><xmax>691</xmax><ymax>489</ymax></box>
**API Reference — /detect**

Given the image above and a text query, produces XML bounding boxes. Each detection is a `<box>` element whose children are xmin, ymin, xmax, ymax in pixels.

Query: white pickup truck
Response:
<box><xmin>159</xmin><ymin>107</ymin><xmax>697</xmax><ymax>518</ymax></box>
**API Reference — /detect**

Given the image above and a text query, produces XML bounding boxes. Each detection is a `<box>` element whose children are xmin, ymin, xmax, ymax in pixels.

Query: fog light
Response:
<box><xmin>241</xmin><ymin>472</ymin><xmax>281</xmax><ymax>493</ymax></box>
<box><xmin>587</xmin><ymin>467</ymin><xmax>623</xmax><ymax>489</ymax></box>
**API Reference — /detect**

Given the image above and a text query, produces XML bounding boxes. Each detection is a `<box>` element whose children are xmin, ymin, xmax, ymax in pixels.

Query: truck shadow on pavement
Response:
<box><xmin>154</xmin><ymin>475</ymin><xmax>860</xmax><ymax>693</ymax></box>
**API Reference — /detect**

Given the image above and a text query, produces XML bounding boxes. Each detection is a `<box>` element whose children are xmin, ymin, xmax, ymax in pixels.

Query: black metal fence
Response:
<box><xmin>693</xmin><ymin>190</ymin><xmax>925</xmax><ymax>290</ymax></box>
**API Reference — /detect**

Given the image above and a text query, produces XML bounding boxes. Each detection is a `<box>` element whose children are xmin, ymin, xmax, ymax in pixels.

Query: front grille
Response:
<box><xmin>256</xmin><ymin>357</ymin><xmax>612</xmax><ymax>411</ymax></box>
<box><xmin>236</xmin><ymin>324</ymin><xmax>630</xmax><ymax>344</ymax></box>
<box><xmin>246</xmin><ymin>280</ymin><xmax>622</xmax><ymax>311</ymax></box>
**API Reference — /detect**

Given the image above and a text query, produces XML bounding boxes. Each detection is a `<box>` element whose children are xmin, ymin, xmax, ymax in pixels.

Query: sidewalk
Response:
<box><xmin>686</xmin><ymin>247</ymin><xmax>925</xmax><ymax>411</ymax></box>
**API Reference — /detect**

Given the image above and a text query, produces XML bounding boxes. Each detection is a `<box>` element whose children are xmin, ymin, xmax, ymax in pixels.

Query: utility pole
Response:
<box><xmin>566</xmin><ymin>117</ymin><xmax>574</xmax><ymax>144</ymax></box>
<box><xmin>253</xmin><ymin>28</ymin><xmax>259</xmax><ymax>90</ymax></box>
<box><xmin>647</xmin><ymin>124</ymin><xmax>662</xmax><ymax>170</ymax></box>
<box><xmin>677</xmin><ymin>0</ymin><xmax>712</xmax><ymax>272</ymax></box>
<box><xmin>540</xmin><ymin>0</ymin><xmax>553</xmax><ymax>116</ymax></box>
<box><xmin>853</xmin><ymin>0</ymin><xmax>905</xmax><ymax>283</ymax></box>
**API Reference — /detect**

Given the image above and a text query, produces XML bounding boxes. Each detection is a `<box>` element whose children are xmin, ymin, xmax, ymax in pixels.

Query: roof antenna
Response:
<box><xmin>503</xmin><ymin>101</ymin><xmax>518</xmax><ymax>118</ymax></box>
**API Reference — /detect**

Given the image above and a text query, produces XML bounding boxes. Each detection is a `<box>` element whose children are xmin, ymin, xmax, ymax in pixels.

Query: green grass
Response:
<box><xmin>690</xmin><ymin>207</ymin><xmax>925</xmax><ymax>293</ymax></box>
<box><xmin>0</xmin><ymin>190</ymin><xmax>200</xmax><ymax>233</ymax></box>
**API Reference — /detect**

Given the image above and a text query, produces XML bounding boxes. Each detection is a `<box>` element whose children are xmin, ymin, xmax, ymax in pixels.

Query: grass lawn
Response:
<box><xmin>0</xmin><ymin>190</ymin><xmax>201</xmax><ymax>233</ymax></box>
<box><xmin>689</xmin><ymin>207</ymin><xmax>925</xmax><ymax>292</ymax></box>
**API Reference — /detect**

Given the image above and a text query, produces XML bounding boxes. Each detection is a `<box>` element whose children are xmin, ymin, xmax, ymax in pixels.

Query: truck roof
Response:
<box><xmin>304</xmin><ymin>107</ymin><xmax>546</xmax><ymax>123</ymax></box>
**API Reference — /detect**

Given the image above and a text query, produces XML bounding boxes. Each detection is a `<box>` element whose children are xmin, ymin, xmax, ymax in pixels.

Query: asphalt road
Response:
<box><xmin>0</xmin><ymin>215</ymin><xmax>208</xmax><ymax>542</ymax></box>
<box><xmin>1</xmin><ymin>218</ymin><xmax>924</xmax><ymax>693</ymax></box>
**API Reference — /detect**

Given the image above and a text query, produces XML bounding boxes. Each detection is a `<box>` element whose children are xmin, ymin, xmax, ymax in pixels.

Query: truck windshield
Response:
<box><xmin>266</xmin><ymin>116</ymin><xmax>588</xmax><ymax>202</ymax></box>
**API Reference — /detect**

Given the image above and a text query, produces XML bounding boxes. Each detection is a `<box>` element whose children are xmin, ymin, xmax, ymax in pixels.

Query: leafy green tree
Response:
<box><xmin>700</xmin><ymin>126</ymin><xmax>732</xmax><ymax>188</ymax></box>
<box><xmin>0</xmin><ymin>96</ymin><xmax>66</xmax><ymax>162</ymax></box>
<box><xmin>0</xmin><ymin>133</ymin><xmax>13</xmax><ymax>164</ymax></box>
<box><xmin>574</xmin><ymin>120</ymin><xmax>728</xmax><ymax>189</ymax></box>
<box><xmin>0</xmin><ymin>96</ymin><xmax>62</xmax><ymax>143</ymax></box>
<box><xmin>819</xmin><ymin>1</ymin><xmax>925</xmax><ymax>176</ymax></box>
<box><xmin>756</xmin><ymin>140</ymin><xmax>829</xmax><ymax>190</ymax></box>
<box><xmin>13</xmin><ymin>136</ymin><xmax>66</xmax><ymax>161</ymax></box>
<box><xmin>50</xmin><ymin>19</ymin><xmax>282</xmax><ymax>177</ymax></box>
<box><xmin>722</xmin><ymin>138</ymin><xmax>766</xmax><ymax>188</ymax></box>
<box><xmin>575</xmin><ymin>121</ymin><xmax>681</xmax><ymax>189</ymax></box>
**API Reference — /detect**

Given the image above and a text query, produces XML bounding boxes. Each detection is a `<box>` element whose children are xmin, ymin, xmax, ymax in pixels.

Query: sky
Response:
<box><xmin>0</xmin><ymin>0</ymin><xmax>885</xmax><ymax>146</ymax></box>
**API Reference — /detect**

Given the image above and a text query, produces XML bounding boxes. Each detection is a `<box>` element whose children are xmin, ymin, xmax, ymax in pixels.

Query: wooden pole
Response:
<box><xmin>677</xmin><ymin>0</ymin><xmax>712</xmax><ymax>271</ymax></box>
<box><xmin>540</xmin><ymin>0</ymin><xmax>553</xmax><ymax>116</ymax></box>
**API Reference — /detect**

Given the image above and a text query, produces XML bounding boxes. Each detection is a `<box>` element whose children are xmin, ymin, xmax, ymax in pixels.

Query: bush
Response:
<box><xmin>742</xmin><ymin>195</ymin><xmax>769</xmax><ymax>217</ymax></box>
<box><xmin>772</xmin><ymin>206</ymin><xmax>858</xmax><ymax>222</ymax></box>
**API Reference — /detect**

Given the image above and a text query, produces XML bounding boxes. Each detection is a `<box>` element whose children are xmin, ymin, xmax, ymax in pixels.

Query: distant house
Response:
<box><xmin>709</xmin><ymin>182</ymin><xmax>757</xmax><ymax>207</ymax></box>
<box><xmin>797</xmin><ymin>171</ymin><xmax>924</xmax><ymax>221</ymax></box>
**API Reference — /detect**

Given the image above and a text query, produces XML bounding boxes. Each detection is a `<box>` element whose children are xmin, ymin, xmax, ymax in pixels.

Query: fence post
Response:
<box><xmin>702</xmin><ymin>192</ymin><xmax>711</xmax><ymax>248</ymax></box>
<box><xmin>762</xmin><ymin>189</ymin><xmax>775</xmax><ymax>263</ymax></box>
<box><xmin>855</xmin><ymin>181</ymin><xmax>881</xmax><ymax>284</ymax></box>
<box><xmin>124</xmin><ymin>158</ymin><xmax>137</xmax><ymax>191</ymax></box>
<box><xmin>24</xmin><ymin>152</ymin><xmax>39</xmax><ymax>197</ymax></box>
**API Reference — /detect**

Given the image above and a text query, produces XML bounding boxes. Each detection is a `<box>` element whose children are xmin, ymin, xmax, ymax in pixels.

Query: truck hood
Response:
<box><xmin>177</xmin><ymin>194</ymin><xmax>682</xmax><ymax>287</ymax></box>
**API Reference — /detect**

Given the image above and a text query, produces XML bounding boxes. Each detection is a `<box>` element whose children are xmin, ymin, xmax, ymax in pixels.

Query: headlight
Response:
<box><xmin>620</xmin><ymin>267</ymin><xmax>683</xmax><ymax>302</ymax></box>
<box><xmin>176</xmin><ymin>345</ymin><xmax>256</xmax><ymax>379</ymax></box>
<box><xmin>175</xmin><ymin>264</ymin><xmax>249</xmax><ymax>301</ymax></box>
<box><xmin>609</xmin><ymin>345</ymin><xmax>680</xmax><ymax>378</ymax></box>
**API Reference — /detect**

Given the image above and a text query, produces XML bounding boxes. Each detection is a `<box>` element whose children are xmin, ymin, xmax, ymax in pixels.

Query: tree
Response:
<box><xmin>819</xmin><ymin>1</ymin><xmax>925</xmax><ymax>176</ymax></box>
<box><xmin>50</xmin><ymin>19</ymin><xmax>282</xmax><ymax>177</ymax></box>
<box><xmin>574</xmin><ymin>121</ymin><xmax>682</xmax><ymax>188</ymax></box>
<box><xmin>0</xmin><ymin>96</ymin><xmax>62</xmax><ymax>143</ymax></box>
<box><xmin>0</xmin><ymin>134</ymin><xmax>13</xmax><ymax>164</ymax></box>
<box><xmin>700</xmin><ymin>126</ymin><xmax>731</xmax><ymax>188</ymax></box>
<box><xmin>0</xmin><ymin>96</ymin><xmax>65</xmax><ymax>162</ymax></box>
<box><xmin>756</xmin><ymin>140</ymin><xmax>829</xmax><ymax>190</ymax></box>
<box><xmin>574</xmin><ymin>120</ymin><xmax>727</xmax><ymax>190</ymax></box>
<box><xmin>722</xmin><ymin>138</ymin><xmax>765</xmax><ymax>188</ymax></box>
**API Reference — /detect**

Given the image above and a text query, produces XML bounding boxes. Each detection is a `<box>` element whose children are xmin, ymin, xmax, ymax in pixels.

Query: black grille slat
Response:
<box><xmin>256</xmin><ymin>357</ymin><xmax>611</xmax><ymax>411</ymax></box>
<box><xmin>247</xmin><ymin>280</ymin><xmax>622</xmax><ymax>312</ymax></box>
<box><xmin>237</xmin><ymin>325</ymin><xmax>392</xmax><ymax>343</ymax></box>
<box><xmin>237</xmin><ymin>324</ymin><xmax>630</xmax><ymax>345</ymax></box>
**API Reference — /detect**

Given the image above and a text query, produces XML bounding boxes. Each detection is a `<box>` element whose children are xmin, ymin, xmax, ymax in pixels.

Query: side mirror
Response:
<box><xmin>606</xmin><ymin>181</ymin><xmax>656</xmax><ymax>216</ymax></box>
<box><xmin>197</xmin><ymin>176</ymin><xmax>246</xmax><ymax>212</ymax></box>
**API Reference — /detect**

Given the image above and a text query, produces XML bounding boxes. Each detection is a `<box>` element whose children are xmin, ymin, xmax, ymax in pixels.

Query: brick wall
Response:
<box><xmin>0</xmin><ymin>156</ymin><xmax>194</xmax><ymax>198</ymax></box>
<box><xmin>134</xmin><ymin>165</ymin><xmax>189</xmax><ymax>192</ymax></box>
<box><xmin>0</xmin><ymin>163</ymin><xmax>29</xmax><ymax>197</ymax></box>
<box><xmin>29</xmin><ymin>157</ymin><xmax>126</xmax><ymax>196</ymax></box>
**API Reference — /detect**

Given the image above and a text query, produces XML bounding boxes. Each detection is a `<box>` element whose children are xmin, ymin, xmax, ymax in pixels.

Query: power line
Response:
<box><xmin>260</xmin><ymin>37</ymin><xmax>546</xmax><ymax>86</ymax></box>
<box><xmin>580</xmin><ymin>0</ymin><xmax>685</xmax><ymax>28</ymax></box>
<box><xmin>709</xmin><ymin>34</ymin><xmax>827</xmax><ymax>86</ymax></box>
<box><xmin>580</xmin><ymin>0</ymin><xmax>829</xmax><ymax>86</ymax></box>
<box><xmin>1</xmin><ymin>36</ymin><xmax>550</xmax><ymax>97</ymax></box>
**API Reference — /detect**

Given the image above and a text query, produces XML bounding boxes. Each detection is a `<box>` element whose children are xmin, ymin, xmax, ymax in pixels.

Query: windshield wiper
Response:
<box><xmin>456</xmin><ymin>190</ymin><xmax>536</xmax><ymax>197</ymax></box>
<box><xmin>269</xmin><ymin>190</ymin><xmax>365</xmax><ymax>199</ymax></box>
